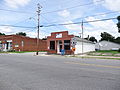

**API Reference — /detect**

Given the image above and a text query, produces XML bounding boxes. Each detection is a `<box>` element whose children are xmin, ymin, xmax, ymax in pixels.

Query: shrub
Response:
<box><xmin>118</xmin><ymin>48</ymin><xmax>120</xmax><ymax>52</ymax></box>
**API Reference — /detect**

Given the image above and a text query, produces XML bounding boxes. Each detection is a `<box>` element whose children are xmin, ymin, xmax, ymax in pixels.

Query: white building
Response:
<box><xmin>95</xmin><ymin>40</ymin><xmax>120</xmax><ymax>50</ymax></box>
<box><xmin>71</xmin><ymin>37</ymin><xmax>95</xmax><ymax>54</ymax></box>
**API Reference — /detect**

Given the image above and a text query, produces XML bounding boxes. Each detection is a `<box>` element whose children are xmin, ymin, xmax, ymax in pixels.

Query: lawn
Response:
<box><xmin>95</xmin><ymin>50</ymin><xmax>120</xmax><ymax>54</ymax></box>
<box><xmin>88</xmin><ymin>50</ymin><xmax>120</xmax><ymax>57</ymax></box>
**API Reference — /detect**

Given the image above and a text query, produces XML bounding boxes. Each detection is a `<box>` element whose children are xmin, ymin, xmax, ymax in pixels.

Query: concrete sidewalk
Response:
<box><xmin>1</xmin><ymin>52</ymin><xmax>120</xmax><ymax>60</ymax></box>
<box><xmin>8</xmin><ymin>52</ymin><xmax>47</xmax><ymax>56</ymax></box>
<box><xmin>73</xmin><ymin>54</ymin><xmax>120</xmax><ymax>60</ymax></box>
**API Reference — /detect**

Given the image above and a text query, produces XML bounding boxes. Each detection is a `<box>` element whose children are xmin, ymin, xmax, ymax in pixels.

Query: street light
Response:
<box><xmin>36</xmin><ymin>3</ymin><xmax>42</xmax><ymax>55</ymax></box>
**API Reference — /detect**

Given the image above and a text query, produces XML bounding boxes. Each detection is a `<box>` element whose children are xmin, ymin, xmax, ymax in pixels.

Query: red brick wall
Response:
<box><xmin>0</xmin><ymin>35</ymin><xmax>47</xmax><ymax>51</ymax></box>
<box><xmin>47</xmin><ymin>31</ymin><xmax>74</xmax><ymax>54</ymax></box>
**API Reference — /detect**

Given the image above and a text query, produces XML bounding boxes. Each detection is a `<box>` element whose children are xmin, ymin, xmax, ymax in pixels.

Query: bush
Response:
<box><xmin>118</xmin><ymin>48</ymin><xmax>120</xmax><ymax>52</ymax></box>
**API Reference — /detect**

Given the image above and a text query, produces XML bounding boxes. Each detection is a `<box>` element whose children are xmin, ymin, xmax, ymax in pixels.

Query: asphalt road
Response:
<box><xmin>0</xmin><ymin>54</ymin><xmax>120</xmax><ymax>90</ymax></box>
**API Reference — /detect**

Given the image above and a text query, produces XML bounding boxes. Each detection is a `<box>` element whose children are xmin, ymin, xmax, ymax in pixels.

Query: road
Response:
<box><xmin>0</xmin><ymin>54</ymin><xmax>120</xmax><ymax>90</ymax></box>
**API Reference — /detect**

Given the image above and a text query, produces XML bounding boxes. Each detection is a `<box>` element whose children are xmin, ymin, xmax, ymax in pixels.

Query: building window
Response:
<box><xmin>6</xmin><ymin>42</ymin><xmax>9</xmax><ymax>49</ymax></box>
<box><xmin>64</xmin><ymin>40</ymin><xmax>70</xmax><ymax>50</ymax></box>
<box><xmin>50</xmin><ymin>41</ymin><xmax>55</xmax><ymax>50</ymax></box>
<box><xmin>21</xmin><ymin>41</ymin><xmax>24</xmax><ymax>47</ymax></box>
<box><xmin>10</xmin><ymin>42</ymin><xmax>12</xmax><ymax>49</ymax></box>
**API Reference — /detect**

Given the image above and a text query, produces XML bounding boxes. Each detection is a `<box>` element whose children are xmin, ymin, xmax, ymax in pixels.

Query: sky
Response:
<box><xmin>0</xmin><ymin>0</ymin><xmax>120</xmax><ymax>40</ymax></box>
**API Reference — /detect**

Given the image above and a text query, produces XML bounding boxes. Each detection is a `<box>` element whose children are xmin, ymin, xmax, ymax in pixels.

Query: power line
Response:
<box><xmin>41</xmin><ymin>17</ymin><xmax>116</xmax><ymax>27</ymax></box>
<box><xmin>0</xmin><ymin>8</ymin><xmax>35</xmax><ymax>14</ymax></box>
<box><xmin>42</xmin><ymin>0</ymin><xmax>104</xmax><ymax>14</ymax></box>
<box><xmin>13</xmin><ymin>15</ymin><xmax>37</xmax><ymax>25</ymax></box>
<box><xmin>0</xmin><ymin>0</ymin><xmax>103</xmax><ymax>15</ymax></box>
<box><xmin>0</xmin><ymin>25</ymin><xmax>36</xmax><ymax>29</ymax></box>
<box><xmin>84</xmin><ymin>17</ymin><xmax>116</xmax><ymax>23</ymax></box>
<box><xmin>42</xmin><ymin>10</ymin><xmax>120</xmax><ymax>25</ymax></box>
<box><xmin>0</xmin><ymin>17</ymin><xmax>117</xmax><ymax>28</ymax></box>
<box><xmin>78</xmin><ymin>11</ymin><xmax>120</xmax><ymax>20</ymax></box>
<box><xmin>41</xmin><ymin>15</ymin><xmax>63</xmax><ymax>30</ymax></box>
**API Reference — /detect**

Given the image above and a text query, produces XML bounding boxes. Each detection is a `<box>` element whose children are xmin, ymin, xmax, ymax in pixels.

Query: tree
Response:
<box><xmin>89</xmin><ymin>36</ymin><xmax>97</xmax><ymax>42</ymax></box>
<box><xmin>0</xmin><ymin>32</ymin><xmax>5</xmax><ymax>35</ymax></box>
<box><xmin>117</xmin><ymin>16</ymin><xmax>120</xmax><ymax>33</ymax></box>
<box><xmin>16</xmin><ymin>32</ymin><xmax>26</xmax><ymax>36</ymax></box>
<box><xmin>115</xmin><ymin>37</ymin><xmax>120</xmax><ymax>44</ymax></box>
<box><xmin>100</xmin><ymin>32</ymin><xmax>115</xmax><ymax>42</ymax></box>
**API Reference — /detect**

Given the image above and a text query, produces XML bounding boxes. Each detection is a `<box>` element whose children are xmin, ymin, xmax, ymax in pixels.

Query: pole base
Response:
<box><xmin>36</xmin><ymin>52</ymin><xmax>39</xmax><ymax>55</ymax></box>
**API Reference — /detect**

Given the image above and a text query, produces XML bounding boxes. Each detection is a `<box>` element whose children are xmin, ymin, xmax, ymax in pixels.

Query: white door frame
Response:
<box><xmin>57</xmin><ymin>40</ymin><xmax>62</xmax><ymax>54</ymax></box>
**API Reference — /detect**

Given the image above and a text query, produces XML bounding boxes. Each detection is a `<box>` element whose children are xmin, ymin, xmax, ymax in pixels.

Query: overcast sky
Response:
<box><xmin>0</xmin><ymin>0</ymin><xmax>120</xmax><ymax>40</ymax></box>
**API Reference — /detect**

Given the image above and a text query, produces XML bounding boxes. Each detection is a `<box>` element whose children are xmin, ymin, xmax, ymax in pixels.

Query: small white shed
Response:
<box><xmin>95</xmin><ymin>40</ymin><xmax>120</xmax><ymax>50</ymax></box>
<box><xmin>71</xmin><ymin>37</ymin><xmax>95</xmax><ymax>54</ymax></box>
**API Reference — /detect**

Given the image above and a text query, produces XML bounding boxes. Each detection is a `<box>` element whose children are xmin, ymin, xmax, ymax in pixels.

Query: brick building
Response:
<box><xmin>0</xmin><ymin>35</ymin><xmax>47</xmax><ymax>52</ymax></box>
<box><xmin>47</xmin><ymin>31</ymin><xmax>95</xmax><ymax>55</ymax></box>
<box><xmin>47</xmin><ymin>31</ymin><xmax>74</xmax><ymax>54</ymax></box>
<box><xmin>0</xmin><ymin>31</ymin><xmax>95</xmax><ymax>54</ymax></box>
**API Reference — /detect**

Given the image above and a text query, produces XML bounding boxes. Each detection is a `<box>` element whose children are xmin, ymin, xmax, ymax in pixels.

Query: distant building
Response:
<box><xmin>95</xmin><ymin>40</ymin><xmax>120</xmax><ymax>50</ymax></box>
<box><xmin>0</xmin><ymin>35</ymin><xmax>47</xmax><ymax>52</ymax></box>
<box><xmin>72</xmin><ymin>37</ymin><xmax>95</xmax><ymax>54</ymax></box>
<box><xmin>47</xmin><ymin>31</ymin><xmax>95</xmax><ymax>54</ymax></box>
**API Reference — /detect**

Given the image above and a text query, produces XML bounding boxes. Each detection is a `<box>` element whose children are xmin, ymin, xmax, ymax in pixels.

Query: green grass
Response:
<box><xmin>95</xmin><ymin>50</ymin><xmax>119</xmax><ymax>54</ymax></box>
<box><xmin>0</xmin><ymin>51</ymin><xmax>8</xmax><ymax>53</ymax></box>
<box><xmin>83</xmin><ymin>56</ymin><xmax>120</xmax><ymax>60</ymax></box>
<box><xmin>87</xmin><ymin>50</ymin><xmax>120</xmax><ymax>57</ymax></box>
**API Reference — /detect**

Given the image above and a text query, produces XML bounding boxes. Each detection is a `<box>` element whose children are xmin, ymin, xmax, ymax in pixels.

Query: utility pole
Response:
<box><xmin>81</xmin><ymin>20</ymin><xmax>84</xmax><ymax>56</ymax></box>
<box><xmin>36</xmin><ymin>3</ymin><xmax>42</xmax><ymax>55</ymax></box>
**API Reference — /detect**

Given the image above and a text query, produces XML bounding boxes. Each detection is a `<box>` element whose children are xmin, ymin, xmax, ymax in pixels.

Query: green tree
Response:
<box><xmin>89</xmin><ymin>36</ymin><xmax>97</xmax><ymax>42</ymax></box>
<box><xmin>115</xmin><ymin>37</ymin><xmax>120</xmax><ymax>44</ymax></box>
<box><xmin>117</xmin><ymin>16</ymin><xmax>120</xmax><ymax>33</ymax></box>
<box><xmin>16</xmin><ymin>32</ymin><xmax>26</xmax><ymax>36</ymax></box>
<box><xmin>0</xmin><ymin>32</ymin><xmax>5</xmax><ymax>35</ymax></box>
<box><xmin>100</xmin><ymin>32</ymin><xmax>115</xmax><ymax>42</ymax></box>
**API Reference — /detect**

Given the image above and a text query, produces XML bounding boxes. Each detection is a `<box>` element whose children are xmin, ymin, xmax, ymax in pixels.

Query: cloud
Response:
<box><xmin>27</xmin><ymin>30</ymin><xmax>48</xmax><ymax>39</ymax></box>
<box><xmin>0</xmin><ymin>26</ymin><xmax>13</xmax><ymax>34</ymax></box>
<box><xmin>84</xmin><ymin>16</ymin><xmax>119</xmax><ymax>40</ymax></box>
<box><xmin>64</xmin><ymin>16</ymin><xmax>119</xmax><ymax>40</ymax></box>
<box><xmin>0</xmin><ymin>26</ymin><xmax>48</xmax><ymax>39</ymax></box>
<box><xmin>4</xmin><ymin>0</ymin><xmax>31</xmax><ymax>8</ymax></box>
<box><xmin>93</xmin><ymin>0</ymin><xmax>120</xmax><ymax>11</ymax></box>
<box><xmin>58</xmin><ymin>9</ymin><xmax>83</xmax><ymax>21</ymax></box>
<box><xmin>64</xmin><ymin>21</ymin><xmax>81</xmax><ymax>31</ymax></box>
<box><xmin>58</xmin><ymin>10</ymin><xmax>70</xmax><ymax>17</ymax></box>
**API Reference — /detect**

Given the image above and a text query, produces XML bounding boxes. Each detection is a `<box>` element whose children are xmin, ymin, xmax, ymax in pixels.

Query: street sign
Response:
<box><xmin>56</xmin><ymin>33</ymin><xmax>62</xmax><ymax>38</ymax></box>
<box><xmin>72</xmin><ymin>48</ymin><xmax>76</xmax><ymax>51</ymax></box>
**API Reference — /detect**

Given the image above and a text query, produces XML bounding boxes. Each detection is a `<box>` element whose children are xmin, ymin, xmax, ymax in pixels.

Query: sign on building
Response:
<box><xmin>15</xmin><ymin>45</ymin><xmax>19</xmax><ymax>47</ymax></box>
<box><xmin>71</xmin><ymin>37</ymin><xmax>77</xmax><ymax>47</ymax></box>
<box><xmin>56</xmin><ymin>33</ymin><xmax>62</xmax><ymax>38</ymax></box>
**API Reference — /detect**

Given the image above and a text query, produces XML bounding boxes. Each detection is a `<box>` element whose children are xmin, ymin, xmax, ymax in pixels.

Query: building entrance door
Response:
<box><xmin>57</xmin><ymin>40</ymin><xmax>62</xmax><ymax>54</ymax></box>
<box><xmin>2</xmin><ymin>40</ymin><xmax>12</xmax><ymax>51</ymax></box>
<box><xmin>3</xmin><ymin>43</ymin><xmax>7</xmax><ymax>51</ymax></box>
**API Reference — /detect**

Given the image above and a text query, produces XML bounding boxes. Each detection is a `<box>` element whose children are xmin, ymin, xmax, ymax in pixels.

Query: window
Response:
<box><xmin>64</xmin><ymin>40</ymin><xmax>70</xmax><ymax>50</ymax></box>
<box><xmin>50</xmin><ymin>41</ymin><xmax>55</xmax><ymax>50</ymax></box>
<box><xmin>21</xmin><ymin>41</ymin><xmax>24</xmax><ymax>47</ymax></box>
<box><xmin>10</xmin><ymin>42</ymin><xmax>12</xmax><ymax>49</ymax></box>
<box><xmin>6</xmin><ymin>42</ymin><xmax>9</xmax><ymax>49</ymax></box>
